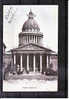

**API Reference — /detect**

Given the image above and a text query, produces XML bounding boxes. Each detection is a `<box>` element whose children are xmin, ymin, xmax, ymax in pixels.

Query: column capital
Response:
<box><xmin>14</xmin><ymin>53</ymin><xmax>16</xmax><ymax>55</ymax></box>
<box><xmin>33</xmin><ymin>53</ymin><xmax>36</xmax><ymax>55</ymax></box>
<box><xmin>40</xmin><ymin>53</ymin><xmax>43</xmax><ymax>56</ymax></box>
<box><xmin>27</xmin><ymin>53</ymin><xmax>29</xmax><ymax>55</ymax></box>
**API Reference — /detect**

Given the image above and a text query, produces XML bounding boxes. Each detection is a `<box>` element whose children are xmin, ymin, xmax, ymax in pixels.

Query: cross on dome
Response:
<box><xmin>27</xmin><ymin>9</ymin><xmax>36</xmax><ymax>19</ymax></box>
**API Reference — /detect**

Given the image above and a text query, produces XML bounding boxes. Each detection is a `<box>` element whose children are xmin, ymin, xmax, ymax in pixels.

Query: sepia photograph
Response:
<box><xmin>3</xmin><ymin>5</ymin><xmax>58</xmax><ymax>92</ymax></box>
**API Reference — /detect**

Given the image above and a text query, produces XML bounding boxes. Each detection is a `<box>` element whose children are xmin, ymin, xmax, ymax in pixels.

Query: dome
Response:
<box><xmin>22</xmin><ymin>19</ymin><xmax>40</xmax><ymax>32</ymax></box>
<box><xmin>22</xmin><ymin>10</ymin><xmax>40</xmax><ymax>32</ymax></box>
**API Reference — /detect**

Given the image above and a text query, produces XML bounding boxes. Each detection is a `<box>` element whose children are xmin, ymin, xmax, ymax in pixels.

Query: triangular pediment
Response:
<box><xmin>15</xmin><ymin>43</ymin><xmax>45</xmax><ymax>51</ymax></box>
<box><xmin>11</xmin><ymin>43</ymin><xmax>55</xmax><ymax>54</ymax></box>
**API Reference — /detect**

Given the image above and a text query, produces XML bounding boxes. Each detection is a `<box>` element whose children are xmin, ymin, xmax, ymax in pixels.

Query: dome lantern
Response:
<box><xmin>27</xmin><ymin>9</ymin><xmax>36</xmax><ymax>19</ymax></box>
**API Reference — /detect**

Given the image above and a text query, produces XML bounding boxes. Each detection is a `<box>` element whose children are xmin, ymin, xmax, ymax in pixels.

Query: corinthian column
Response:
<box><xmin>27</xmin><ymin>54</ymin><xmax>29</xmax><ymax>71</ymax></box>
<box><xmin>26</xmin><ymin>35</ymin><xmax>28</xmax><ymax>43</ymax></box>
<box><xmin>36</xmin><ymin>36</ymin><xmax>37</xmax><ymax>43</ymax></box>
<box><xmin>14</xmin><ymin>54</ymin><xmax>16</xmax><ymax>65</ymax></box>
<box><xmin>33</xmin><ymin>54</ymin><xmax>36</xmax><ymax>72</ymax></box>
<box><xmin>47</xmin><ymin>55</ymin><xmax>50</xmax><ymax>68</ymax></box>
<box><xmin>47</xmin><ymin>55</ymin><xmax>48</xmax><ymax>68</ymax></box>
<box><xmin>34</xmin><ymin>35</ymin><xmax>35</xmax><ymax>43</ymax></box>
<box><xmin>20</xmin><ymin>55</ymin><xmax>23</xmax><ymax>71</ymax></box>
<box><xmin>13</xmin><ymin>54</ymin><xmax>16</xmax><ymax>72</ymax></box>
<box><xmin>40</xmin><ymin>54</ymin><xmax>42</xmax><ymax>73</ymax></box>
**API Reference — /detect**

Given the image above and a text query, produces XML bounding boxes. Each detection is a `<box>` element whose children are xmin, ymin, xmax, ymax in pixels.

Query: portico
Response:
<box><xmin>13</xmin><ymin>48</ymin><xmax>51</xmax><ymax>73</ymax></box>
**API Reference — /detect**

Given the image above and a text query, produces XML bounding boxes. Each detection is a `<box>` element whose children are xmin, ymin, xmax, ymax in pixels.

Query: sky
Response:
<box><xmin>3</xmin><ymin>5</ymin><xmax>58</xmax><ymax>53</ymax></box>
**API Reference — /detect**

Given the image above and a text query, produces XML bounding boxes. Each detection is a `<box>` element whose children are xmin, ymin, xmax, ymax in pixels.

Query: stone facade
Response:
<box><xmin>3</xmin><ymin>10</ymin><xmax>58</xmax><ymax>74</ymax></box>
<box><xmin>11</xmin><ymin>10</ymin><xmax>58</xmax><ymax>74</ymax></box>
